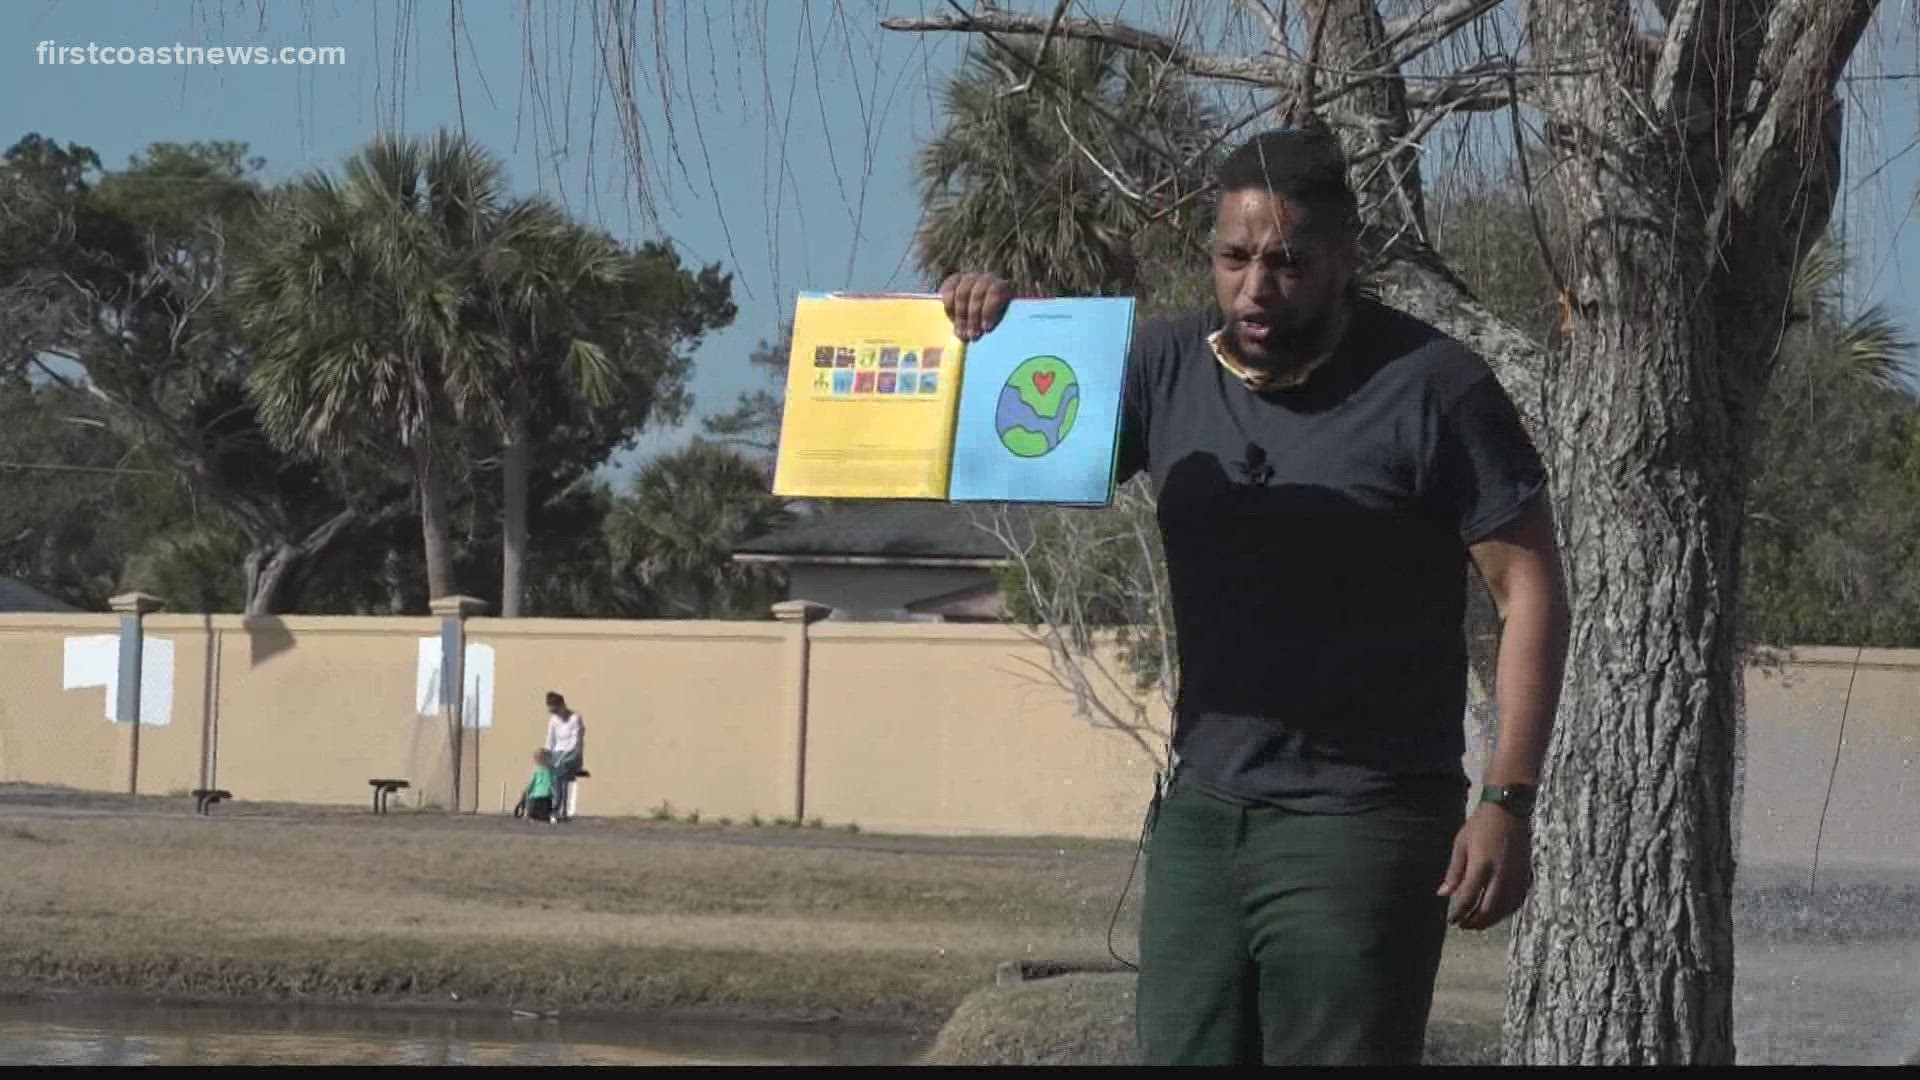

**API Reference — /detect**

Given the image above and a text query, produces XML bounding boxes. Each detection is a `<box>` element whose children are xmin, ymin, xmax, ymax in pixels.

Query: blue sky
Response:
<box><xmin>6</xmin><ymin>0</ymin><xmax>1917</xmax><ymax>480</ymax></box>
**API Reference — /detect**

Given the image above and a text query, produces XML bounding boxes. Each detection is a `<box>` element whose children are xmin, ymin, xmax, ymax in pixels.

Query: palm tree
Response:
<box><xmin>479</xmin><ymin>198</ymin><xmax>624</xmax><ymax>617</ymax></box>
<box><xmin>123</xmin><ymin>524</ymin><xmax>248</xmax><ymax>613</ymax></box>
<box><xmin>1783</xmin><ymin>236</ymin><xmax>1914</xmax><ymax>390</ymax></box>
<box><xmin>916</xmin><ymin>40</ymin><xmax>1218</xmax><ymax>299</ymax></box>
<box><xmin>606</xmin><ymin>441</ymin><xmax>794</xmax><ymax>618</ymax></box>
<box><xmin>1744</xmin><ymin>236</ymin><xmax>1920</xmax><ymax>646</ymax></box>
<box><xmin>237</xmin><ymin>130</ymin><xmax>509</xmax><ymax>603</ymax></box>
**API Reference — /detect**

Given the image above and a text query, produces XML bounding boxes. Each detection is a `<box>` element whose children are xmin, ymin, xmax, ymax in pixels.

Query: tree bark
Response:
<box><xmin>1502</xmin><ymin>2</ymin><xmax>1740</xmax><ymax>1063</ymax></box>
<box><xmin>1504</xmin><ymin>0</ymin><xmax>1874</xmax><ymax>1064</ymax></box>
<box><xmin>382</xmin><ymin>546</ymin><xmax>409</xmax><ymax>615</ymax></box>
<box><xmin>240</xmin><ymin>506</ymin><xmax>366</xmax><ymax>616</ymax></box>
<box><xmin>1506</xmin><ymin>235</ymin><xmax>1745</xmax><ymax>1065</ymax></box>
<box><xmin>244</xmin><ymin>545</ymin><xmax>308</xmax><ymax>617</ymax></box>
<box><xmin>500</xmin><ymin>379</ymin><xmax>533</xmax><ymax>619</ymax></box>
<box><xmin>413</xmin><ymin>438</ymin><xmax>458</xmax><ymax>605</ymax></box>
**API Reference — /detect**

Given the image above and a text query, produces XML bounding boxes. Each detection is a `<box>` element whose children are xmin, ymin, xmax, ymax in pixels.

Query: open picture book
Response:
<box><xmin>770</xmin><ymin>291</ymin><xmax>1135</xmax><ymax>504</ymax></box>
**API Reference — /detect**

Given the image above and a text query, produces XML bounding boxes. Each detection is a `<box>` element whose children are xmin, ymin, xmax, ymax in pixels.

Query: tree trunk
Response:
<box><xmin>244</xmin><ymin>546</ymin><xmax>304</xmax><ymax>617</ymax></box>
<box><xmin>1502</xmin><ymin>0</ymin><xmax>1872</xmax><ymax>1062</ymax></box>
<box><xmin>413</xmin><ymin>439</ymin><xmax>458</xmax><ymax>605</ymax></box>
<box><xmin>239</xmin><ymin>507</ymin><xmax>366</xmax><ymax>616</ymax></box>
<box><xmin>382</xmin><ymin>546</ymin><xmax>409</xmax><ymax>615</ymax></box>
<box><xmin>500</xmin><ymin>380</ymin><xmax>533</xmax><ymax>619</ymax></box>
<box><xmin>1499</xmin><ymin>12</ymin><xmax>1744</xmax><ymax>1064</ymax></box>
<box><xmin>1503</xmin><ymin>267</ymin><xmax>1746</xmax><ymax>1065</ymax></box>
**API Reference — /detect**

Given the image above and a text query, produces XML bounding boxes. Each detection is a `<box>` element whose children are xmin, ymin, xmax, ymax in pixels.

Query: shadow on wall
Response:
<box><xmin>246</xmin><ymin>618</ymin><xmax>297</xmax><ymax>668</ymax></box>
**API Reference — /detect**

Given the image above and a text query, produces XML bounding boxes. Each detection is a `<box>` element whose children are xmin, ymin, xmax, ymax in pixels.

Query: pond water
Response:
<box><xmin>0</xmin><ymin>1000</ymin><xmax>927</xmax><ymax>1066</ymax></box>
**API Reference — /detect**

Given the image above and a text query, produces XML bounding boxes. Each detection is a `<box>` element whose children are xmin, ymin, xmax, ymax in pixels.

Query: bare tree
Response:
<box><xmin>875</xmin><ymin>0</ymin><xmax>1886</xmax><ymax>1066</ymax></box>
<box><xmin>976</xmin><ymin>481</ymin><xmax>1177</xmax><ymax>769</ymax></box>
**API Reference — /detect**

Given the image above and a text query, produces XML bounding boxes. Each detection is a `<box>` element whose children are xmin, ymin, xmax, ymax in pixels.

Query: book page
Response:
<box><xmin>947</xmin><ymin>297</ymin><xmax>1135</xmax><ymax>505</ymax></box>
<box><xmin>772</xmin><ymin>293</ymin><xmax>966</xmax><ymax>499</ymax></box>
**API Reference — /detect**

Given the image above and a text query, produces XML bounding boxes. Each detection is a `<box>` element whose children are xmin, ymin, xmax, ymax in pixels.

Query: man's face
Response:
<box><xmin>1211</xmin><ymin>188</ymin><xmax>1355</xmax><ymax>366</ymax></box>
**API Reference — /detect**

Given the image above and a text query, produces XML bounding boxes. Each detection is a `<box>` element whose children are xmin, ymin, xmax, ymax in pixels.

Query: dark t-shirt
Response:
<box><xmin>1118</xmin><ymin>299</ymin><xmax>1546</xmax><ymax>813</ymax></box>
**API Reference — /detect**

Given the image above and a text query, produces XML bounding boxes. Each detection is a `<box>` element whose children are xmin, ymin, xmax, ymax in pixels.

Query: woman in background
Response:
<box><xmin>543</xmin><ymin>691</ymin><xmax>586</xmax><ymax>821</ymax></box>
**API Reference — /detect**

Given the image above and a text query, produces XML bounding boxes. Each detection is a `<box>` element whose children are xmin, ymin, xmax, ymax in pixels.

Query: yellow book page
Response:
<box><xmin>772</xmin><ymin>294</ymin><xmax>966</xmax><ymax>499</ymax></box>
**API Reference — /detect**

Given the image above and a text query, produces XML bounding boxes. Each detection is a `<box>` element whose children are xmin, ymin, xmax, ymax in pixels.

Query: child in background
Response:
<box><xmin>520</xmin><ymin>748</ymin><xmax>558</xmax><ymax>823</ymax></box>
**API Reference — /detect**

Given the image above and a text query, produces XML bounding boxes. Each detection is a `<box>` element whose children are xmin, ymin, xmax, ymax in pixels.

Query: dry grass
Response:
<box><xmin>0</xmin><ymin>786</ymin><xmax>1510</xmax><ymax>1045</ymax></box>
<box><xmin>0</xmin><ymin>793</ymin><xmax>1138</xmax><ymax>1029</ymax></box>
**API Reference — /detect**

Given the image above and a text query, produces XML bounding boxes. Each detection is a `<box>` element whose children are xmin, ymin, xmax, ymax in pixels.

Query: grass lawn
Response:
<box><xmin>0</xmin><ymin>784</ymin><xmax>1508</xmax><ymax>1051</ymax></box>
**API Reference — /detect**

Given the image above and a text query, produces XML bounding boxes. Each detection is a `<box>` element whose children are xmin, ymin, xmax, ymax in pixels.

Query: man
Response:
<box><xmin>543</xmin><ymin>691</ymin><xmax>586</xmax><ymax>822</ymax></box>
<box><xmin>940</xmin><ymin>127</ymin><xmax>1569</xmax><ymax>1066</ymax></box>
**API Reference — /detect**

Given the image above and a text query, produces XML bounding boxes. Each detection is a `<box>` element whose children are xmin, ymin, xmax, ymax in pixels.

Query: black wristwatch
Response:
<box><xmin>1479</xmin><ymin>783</ymin><xmax>1538</xmax><ymax>820</ymax></box>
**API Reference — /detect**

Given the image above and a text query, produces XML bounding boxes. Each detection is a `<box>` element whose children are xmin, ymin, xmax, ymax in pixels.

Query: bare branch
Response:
<box><xmin>1405</xmin><ymin>73</ymin><xmax>1521</xmax><ymax>112</ymax></box>
<box><xmin>998</xmin><ymin>0</ymin><xmax>1073</xmax><ymax>96</ymax></box>
<box><xmin>880</xmin><ymin>10</ymin><xmax>1282</xmax><ymax>86</ymax></box>
<box><xmin>1054</xmin><ymin>105</ymin><xmax>1146</xmax><ymax>202</ymax></box>
<box><xmin>1651</xmin><ymin>0</ymin><xmax>1770</xmax><ymax>142</ymax></box>
<box><xmin>1382</xmin><ymin>0</ymin><xmax>1507</xmax><ymax>66</ymax></box>
<box><xmin>1723</xmin><ymin>0</ymin><xmax>1877</xmax><ymax>234</ymax></box>
<box><xmin>970</xmin><ymin>491</ymin><xmax>1174</xmax><ymax>770</ymax></box>
<box><xmin>1289</xmin><ymin>2</ymin><xmax>1336</xmax><ymax>125</ymax></box>
<box><xmin>1711</xmin><ymin>0</ymin><xmax>1879</xmax><ymax>379</ymax></box>
<box><xmin>1236</xmin><ymin>0</ymin><xmax>1288</xmax><ymax>55</ymax></box>
<box><xmin>1504</xmin><ymin>69</ymin><xmax>1567</xmax><ymax>316</ymax></box>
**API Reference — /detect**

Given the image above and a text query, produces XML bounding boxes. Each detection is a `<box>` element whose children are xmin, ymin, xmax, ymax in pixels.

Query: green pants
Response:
<box><xmin>1137</xmin><ymin>784</ymin><xmax>1462</xmax><ymax>1066</ymax></box>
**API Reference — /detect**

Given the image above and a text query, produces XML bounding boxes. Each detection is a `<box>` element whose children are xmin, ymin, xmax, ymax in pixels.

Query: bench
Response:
<box><xmin>559</xmin><ymin>769</ymin><xmax>589</xmax><ymax>820</ymax></box>
<box><xmin>368</xmin><ymin>778</ymin><xmax>410</xmax><ymax>814</ymax></box>
<box><xmin>190</xmin><ymin>788</ymin><xmax>232</xmax><ymax>815</ymax></box>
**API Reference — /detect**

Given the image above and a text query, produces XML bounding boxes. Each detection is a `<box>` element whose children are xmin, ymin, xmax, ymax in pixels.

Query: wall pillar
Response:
<box><xmin>430</xmin><ymin>595</ymin><xmax>488</xmax><ymax>812</ymax></box>
<box><xmin>108</xmin><ymin>593</ymin><xmax>165</xmax><ymax>795</ymax></box>
<box><xmin>199</xmin><ymin>614</ymin><xmax>222</xmax><ymax>790</ymax></box>
<box><xmin>772</xmin><ymin>599</ymin><xmax>831</xmax><ymax>822</ymax></box>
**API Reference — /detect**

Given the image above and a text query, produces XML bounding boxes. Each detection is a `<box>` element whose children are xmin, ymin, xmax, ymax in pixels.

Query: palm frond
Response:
<box><xmin>1790</xmin><ymin>234</ymin><xmax>1845</xmax><ymax>321</ymax></box>
<box><xmin>1835</xmin><ymin>304</ymin><xmax>1916</xmax><ymax>391</ymax></box>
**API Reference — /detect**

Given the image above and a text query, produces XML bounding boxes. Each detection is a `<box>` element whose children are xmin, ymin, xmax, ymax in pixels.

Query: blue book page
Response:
<box><xmin>947</xmin><ymin>297</ymin><xmax>1136</xmax><ymax>505</ymax></box>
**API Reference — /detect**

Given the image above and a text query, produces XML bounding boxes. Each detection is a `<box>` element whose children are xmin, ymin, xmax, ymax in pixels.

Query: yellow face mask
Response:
<box><xmin>1206</xmin><ymin>329</ymin><xmax>1330</xmax><ymax>392</ymax></box>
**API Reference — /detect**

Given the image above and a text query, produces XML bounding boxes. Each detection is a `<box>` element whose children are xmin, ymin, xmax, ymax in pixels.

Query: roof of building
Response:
<box><xmin>733</xmin><ymin>502</ymin><xmax>1023</xmax><ymax>564</ymax></box>
<box><xmin>0</xmin><ymin>577</ymin><xmax>81</xmax><ymax>613</ymax></box>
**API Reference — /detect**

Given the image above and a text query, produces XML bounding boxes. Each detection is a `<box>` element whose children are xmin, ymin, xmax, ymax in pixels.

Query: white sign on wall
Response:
<box><xmin>61</xmin><ymin>635</ymin><xmax>175</xmax><ymax>727</ymax></box>
<box><xmin>414</xmin><ymin>637</ymin><xmax>495</xmax><ymax>730</ymax></box>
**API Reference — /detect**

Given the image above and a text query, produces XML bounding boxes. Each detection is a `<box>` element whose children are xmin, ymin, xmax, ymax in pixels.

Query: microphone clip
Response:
<box><xmin>1236</xmin><ymin>442</ymin><xmax>1274</xmax><ymax>486</ymax></box>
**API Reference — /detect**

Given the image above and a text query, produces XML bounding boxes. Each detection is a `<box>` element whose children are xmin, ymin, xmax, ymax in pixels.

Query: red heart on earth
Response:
<box><xmin>1032</xmin><ymin>372</ymin><xmax>1055</xmax><ymax>395</ymax></box>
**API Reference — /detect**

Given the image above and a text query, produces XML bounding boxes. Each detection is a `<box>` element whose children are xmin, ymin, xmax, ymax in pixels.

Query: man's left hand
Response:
<box><xmin>1438</xmin><ymin>803</ymin><xmax>1532</xmax><ymax>930</ymax></box>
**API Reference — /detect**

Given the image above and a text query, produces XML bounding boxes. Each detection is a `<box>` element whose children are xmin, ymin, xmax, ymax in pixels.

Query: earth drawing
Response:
<box><xmin>993</xmin><ymin>355</ymin><xmax>1080</xmax><ymax>458</ymax></box>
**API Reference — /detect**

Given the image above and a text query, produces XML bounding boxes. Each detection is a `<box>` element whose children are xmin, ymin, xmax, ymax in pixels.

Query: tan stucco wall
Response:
<box><xmin>803</xmin><ymin>623</ymin><xmax>1162</xmax><ymax>837</ymax></box>
<box><xmin>136</xmin><ymin>616</ymin><xmax>217</xmax><ymax>798</ymax></box>
<box><xmin>1</xmin><ymin>612</ymin><xmax>1916</xmax><ymax>864</ymax></box>
<box><xmin>1738</xmin><ymin>648</ymin><xmax>1920</xmax><ymax>870</ymax></box>
<box><xmin>0</xmin><ymin>614</ymin><xmax>130</xmax><ymax>791</ymax></box>
<box><xmin>207</xmin><ymin>616</ymin><xmax>447</xmax><ymax>808</ymax></box>
<box><xmin>466</xmin><ymin>618</ymin><xmax>792</xmax><ymax>821</ymax></box>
